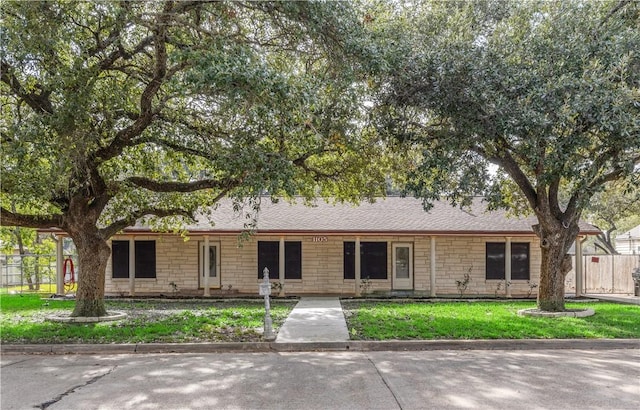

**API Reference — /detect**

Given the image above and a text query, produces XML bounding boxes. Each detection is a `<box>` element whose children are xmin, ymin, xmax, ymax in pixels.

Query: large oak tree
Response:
<box><xmin>1</xmin><ymin>1</ymin><xmax>386</xmax><ymax>316</ymax></box>
<box><xmin>375</xmin><ymin>0</ymin><xmax>640</xmax><ymax>311</ymax></box>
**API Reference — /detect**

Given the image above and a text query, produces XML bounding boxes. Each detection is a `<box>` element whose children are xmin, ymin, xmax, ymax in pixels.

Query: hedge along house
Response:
<box><xmin>51</xmin><ymin>197</ymin><xmax>600</xmax><ymax>297</ymax></box>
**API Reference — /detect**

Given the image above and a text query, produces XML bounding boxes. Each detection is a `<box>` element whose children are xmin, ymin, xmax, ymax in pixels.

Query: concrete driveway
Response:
<box><xmin>2</xmin><ymin>349</ymin><xmax>639</xmax><ymax>409</ymax></box>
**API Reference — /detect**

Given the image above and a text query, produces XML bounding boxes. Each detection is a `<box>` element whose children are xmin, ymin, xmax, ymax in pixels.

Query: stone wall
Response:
<box><xmin>104</xmin><ymin>233</ymin><xmax>541</xmax><ymax>297</ymax></box>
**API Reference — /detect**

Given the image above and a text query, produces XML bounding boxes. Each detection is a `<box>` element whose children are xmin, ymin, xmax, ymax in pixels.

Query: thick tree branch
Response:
<box><xmin>127</xmin><ymin>176</ymin><xmax>244</xmax><ymax>193</ymax></box>
<box><xmin>1</xmin><ymin>60</ymin><xmax>53</xmax><ymax>114</ymax></box>
<box><xmin>98</xmin><ymin>36</ymin><xmax>154</xmax><ymax>71</ymax></box>
<box><xmin>587</xmin><ymin>157</ymin><xmax>639</xmax><ymax>191</ymax></box>
<box><xmin>599</xmin><ymin>0</ymin><xmax>632</xmax><ymax>27</ymax></box>
<box><xmin>0</xmin><ymin>208</ymin><xmax>62</xmax><ymax>229</ymax></box>
<box><xmin>155</xmin><ymin>113</ymin><xmax>233</xmax><ymax>142</ymax></box>
<box><xmin>141</xmin><ymin>136</ymin><xmax>219</xmax><ymax>159</ymax></box>
<box><xmin>548</xmin><ymin>177</ymin><xmax>563</xmax><ymax>219</ymax></box>
<box><xmin>100</xmin><ymin>207</ymin><xmax>195</xmax><ymax>239</ymax></box>
<box><xmin>562</xmin><ymin>153</ymin><xmax>639</xmax><ymax>221</ymax></box>
<box><xmin>92</xmin><ymin>5</ymin><xmax>173</xmax><ymax>164</ymax></box>
<box><xmin>473</xmin><ymin>146</ymin><xmax>538</xmax><ymax>210</ymax></box>
<box><xmin>494</xmin><ymin>134</ymin><xmax>530</xmax><ymax>165</ymax></box>
<box><xmin>140</xmin><ymin>2</ymin><xmax>171</xmax><ymax>115</ymax></box>
<box><xmin>293</xmin><ymin>160</ymin><xmax>340</xmax><ymax>179</ymax></box>
<box><xmin>564</xmin><ymin>190</ymin><xmax>585</xmax><ymax>225</ymax></box>
<box><xmin>291</xmin><ymin>149</ymin><xmax>344</xmax><ymax>179</ymax></box>
<box><xmin>87</xmin><ymin>166</ymin><xmax>111</xmax><ymax>213</ymax></box>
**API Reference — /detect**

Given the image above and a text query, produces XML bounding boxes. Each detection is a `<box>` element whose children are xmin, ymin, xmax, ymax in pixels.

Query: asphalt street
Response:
<box><xmin>1</xmin><ymin>349</ymin><xmax>639</xmax><ymax>410</ymax></box>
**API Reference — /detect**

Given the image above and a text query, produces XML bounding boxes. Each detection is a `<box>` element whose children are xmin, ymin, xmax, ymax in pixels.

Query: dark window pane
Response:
<box><xmin>112</xmin><ymin>241</ymin><xmax>129</xmax><ymax>278</ymax></box>
<box><xmin>205</xmin><ymin>246</ymin><xmax>217</xmax><ymax>278</ymax></box>
<box><xmin>511</xmin><ymin>243</ymin><xmax>530</xmax><ymax>280</ymax></box>
<box><xmin>135</xmin><ymin>241</ymin><xmax>156</xmax><ymax>278</ymax></box>
<box><xmin>258</xmin><ymin>241</ymin><xmax>279</xmax><ymax>279</ymax></box>
<box><xmin>344</xmin><ymin>242</ymin><xmax>388</xmax><ymax>280</ymax></box>
<box><xmin>486</xmin><ymin>243</ymin><xmax>505</xmax><ymax>280</ymax></box>
<box><xmin>344</xmin><ymin>242</ymin><xmax>355</xmax><ymax>279</ymax></box>
<box><xmin>361</xmin><ymin>242</ymin><xmax>387</xmax><ymax>279</ymax></box>
<box><xmin>486</xmin><ymin>242</ymin><xmax>529</xmax><ymax>280</ymax></box>
<box><xmin>285</xmin><ymin>242</ymin><xmax>302</xmax><ymax>279</ymax></box>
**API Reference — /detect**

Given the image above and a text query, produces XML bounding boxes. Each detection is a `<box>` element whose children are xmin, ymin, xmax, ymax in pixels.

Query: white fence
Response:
<box><xmin>566</xmin><ymin>254</ymin><xmax>640</xmax><ymax>294</ymax></box>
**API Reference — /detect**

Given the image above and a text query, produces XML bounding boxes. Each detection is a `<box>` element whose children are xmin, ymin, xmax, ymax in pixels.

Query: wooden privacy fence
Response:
<box><xmin>565</xmin><ymin>254</ymin><xmax>640</xmax><ymax>294</ymax></box>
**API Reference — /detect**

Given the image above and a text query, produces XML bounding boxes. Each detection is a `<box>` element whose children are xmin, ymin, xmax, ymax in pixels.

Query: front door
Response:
<box><xmin>393</xmin><ymin>243</ymin><xmax>413</xmax><ymax>290</ymax></box>
<box><xmin>200</xmin><ymin>242</ymin><xmax>221</xmax><ymax>288</ymax></box>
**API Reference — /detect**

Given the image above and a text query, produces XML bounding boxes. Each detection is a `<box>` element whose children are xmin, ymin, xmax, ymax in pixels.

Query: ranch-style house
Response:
<box><xmin>51</xmin><ymin>197</ymin><xmax>600</xmax><ymax>297</ymax></box>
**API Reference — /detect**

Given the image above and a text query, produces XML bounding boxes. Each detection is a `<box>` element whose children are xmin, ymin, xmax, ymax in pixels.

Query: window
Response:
<box><xmin>135</xmin><ymin>241</ymin><xmax>156</xmax><ymax>278</ymax></box>
<box><xmin>258</xmin><ymin>241</ymin><xmax>279</xmax><ymax>279</ymax></box>
<box><xmin>510</xmin><ymin>243</ymin><xmax>530</xmax><ymax>280</ymax></box>
<box><xmin>486</xmin><ymin>242</ymin><xmax>529</xmax><ymax>280</ymax></box>
<box><xmin>344</xmin><ymin>242</ymin><xmax>388</xmax><ymax>280</ymax></box>
<box><xmin>111</xmin><ymin>240</ymin><xmax>156</xmax><ymax>278</ymax></box>
<box><xmin>257</xmin><ymin>241</ymin><xmax>302</xmax><ymax>279</ymax></box>
<box><xmin>344</xmin><ymin>243</ymin><xmax>355</xmax><ymax>279</ymax></box>
<box><xmin>284</xmin><ymin>242</ymin><xmax>302</xmax><ymax>279</ymax></box>
<box><xmin>112</xmin><ymin>241</ymin><xmax>129</xmax><ymax>279</ymax></box>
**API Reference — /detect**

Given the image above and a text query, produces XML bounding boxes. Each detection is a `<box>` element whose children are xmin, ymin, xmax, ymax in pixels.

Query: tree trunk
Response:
<box><xmin>534</xmin><ymin>221</ymin><xmax>579</xmax><ymax>312</ymax></box>
<box><xmin>14</xmin><ymin>228</ymin><xmax>35</xmax><ymax>290</ymax></box>
<box><xmin>34</xmin><ymin>234</ymin><xmax>41</xmax><ymax>291</ymax></box>
<box><xmin>34</xmin><ymin>255</ymin><xmax>40</xmax><ymax>291</ymax></box>
<box><xmin>596</xmin><ymin>232</ymin><xmax>618</xmax><ymax>255</ymax></box>
<box><xmin>69</xmin><ymin>227</ymin><xmax>111</xmax><ymax>317</ymax></box>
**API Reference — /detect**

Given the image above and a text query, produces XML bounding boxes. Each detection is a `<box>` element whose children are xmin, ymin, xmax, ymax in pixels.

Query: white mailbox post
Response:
<box><xmin>259</xmin><ymin>267</ymin><xmax>276</xmax><ymax>341</ymax></box>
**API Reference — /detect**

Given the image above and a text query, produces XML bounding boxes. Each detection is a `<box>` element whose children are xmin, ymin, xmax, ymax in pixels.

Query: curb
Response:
<box><xmin>517</xmin><ymin>308</ymin><xmax>596</xmax><ymax>318</ymax></box>
<box><xmin>2</xmin><ymin>339</ymin><xmax>639</xmax><ymax>355</ymax></box>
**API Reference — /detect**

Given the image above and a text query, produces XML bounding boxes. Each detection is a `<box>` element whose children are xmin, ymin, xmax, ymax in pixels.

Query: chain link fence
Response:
<box><xmin>0</xmin><ymin>254</ymin><xmax>78</xmax><ymax>292</ymax></box>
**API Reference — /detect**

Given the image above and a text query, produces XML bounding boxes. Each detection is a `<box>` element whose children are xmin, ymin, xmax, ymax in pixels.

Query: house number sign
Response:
<box><xmin>312</xmin><ymin>236</ymin><xmax>328</xmax><ymax>242</ymax></box>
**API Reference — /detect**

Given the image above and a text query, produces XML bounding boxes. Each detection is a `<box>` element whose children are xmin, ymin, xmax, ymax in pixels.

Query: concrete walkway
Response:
<box><xmin>275</xmin><ymin>297</ymin><xmax>349</xmax><ymax>342</ymax></box>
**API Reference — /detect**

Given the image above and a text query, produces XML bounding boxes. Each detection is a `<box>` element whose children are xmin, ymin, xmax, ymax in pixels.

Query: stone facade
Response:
<box><xmin>105</xmin><ymin>233</ymin><xmax>542</xmax><ymax>297</ymax></box>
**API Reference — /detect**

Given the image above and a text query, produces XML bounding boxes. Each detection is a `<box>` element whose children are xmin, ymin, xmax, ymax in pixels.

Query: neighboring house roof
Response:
<box><xmin>125</xmin><ymin>197</ymin><xmax>601</xmax><ymax>236</ymax></box>
<box><xmin>615</xmin><ymin>224</ymin><xmax>640</xmax><ymax>240</ymax></box>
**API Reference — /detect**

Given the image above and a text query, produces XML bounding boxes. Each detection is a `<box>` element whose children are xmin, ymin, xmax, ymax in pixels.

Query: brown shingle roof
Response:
<box><xmin>127</xmin><ymin>197</ymin><xmax>599</xmax><ymax>236</ymax></box>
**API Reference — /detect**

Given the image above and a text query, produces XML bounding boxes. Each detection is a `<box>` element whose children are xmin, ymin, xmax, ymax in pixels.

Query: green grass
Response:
<box><xmin>0</xmin><ymin>283</ymin><xmax>76</xmax><ymax>295</ymax></box>
<box><xmin>4</xmin><ymin>295</ymin><xmax>638</xmax><ymax>343</ymax></box>
<box><xmin>0</xmin><ymin>294</ymin><xmax>295</xmax><ymax>344</ymax></box>
<box><xmin>342</xmin><ymin>300</ymin><xmax>640</xmax><ymax>340</ymax></box>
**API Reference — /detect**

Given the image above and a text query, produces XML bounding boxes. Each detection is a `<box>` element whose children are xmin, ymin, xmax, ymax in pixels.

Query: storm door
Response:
<box><xmin>392</xmin><ymin>243</ymin><xmax>413</xmax><ymax>290</ymax></box>
<box><xmin>199</xmin><ymin>242</ymin><xmax>221</xmax><ymax>288</ymax></box>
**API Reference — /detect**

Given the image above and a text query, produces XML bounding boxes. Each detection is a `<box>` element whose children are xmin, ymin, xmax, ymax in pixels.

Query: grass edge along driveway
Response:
<box><xmin>341</xmin><ymin>300</ymin><xmax>640</xmax><ymax>340</ymax></box>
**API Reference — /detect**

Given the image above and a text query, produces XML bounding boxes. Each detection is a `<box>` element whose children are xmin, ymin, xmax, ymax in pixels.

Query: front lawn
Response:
<box><xmin>0</xmin><ymin>294</ymin><xmax>295</xmax><ymax>344</ymax></box>
<box><xmin>342</xmin><ymin>300</ymin><xmax>640</xmax><ymax>340</ymax></box>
